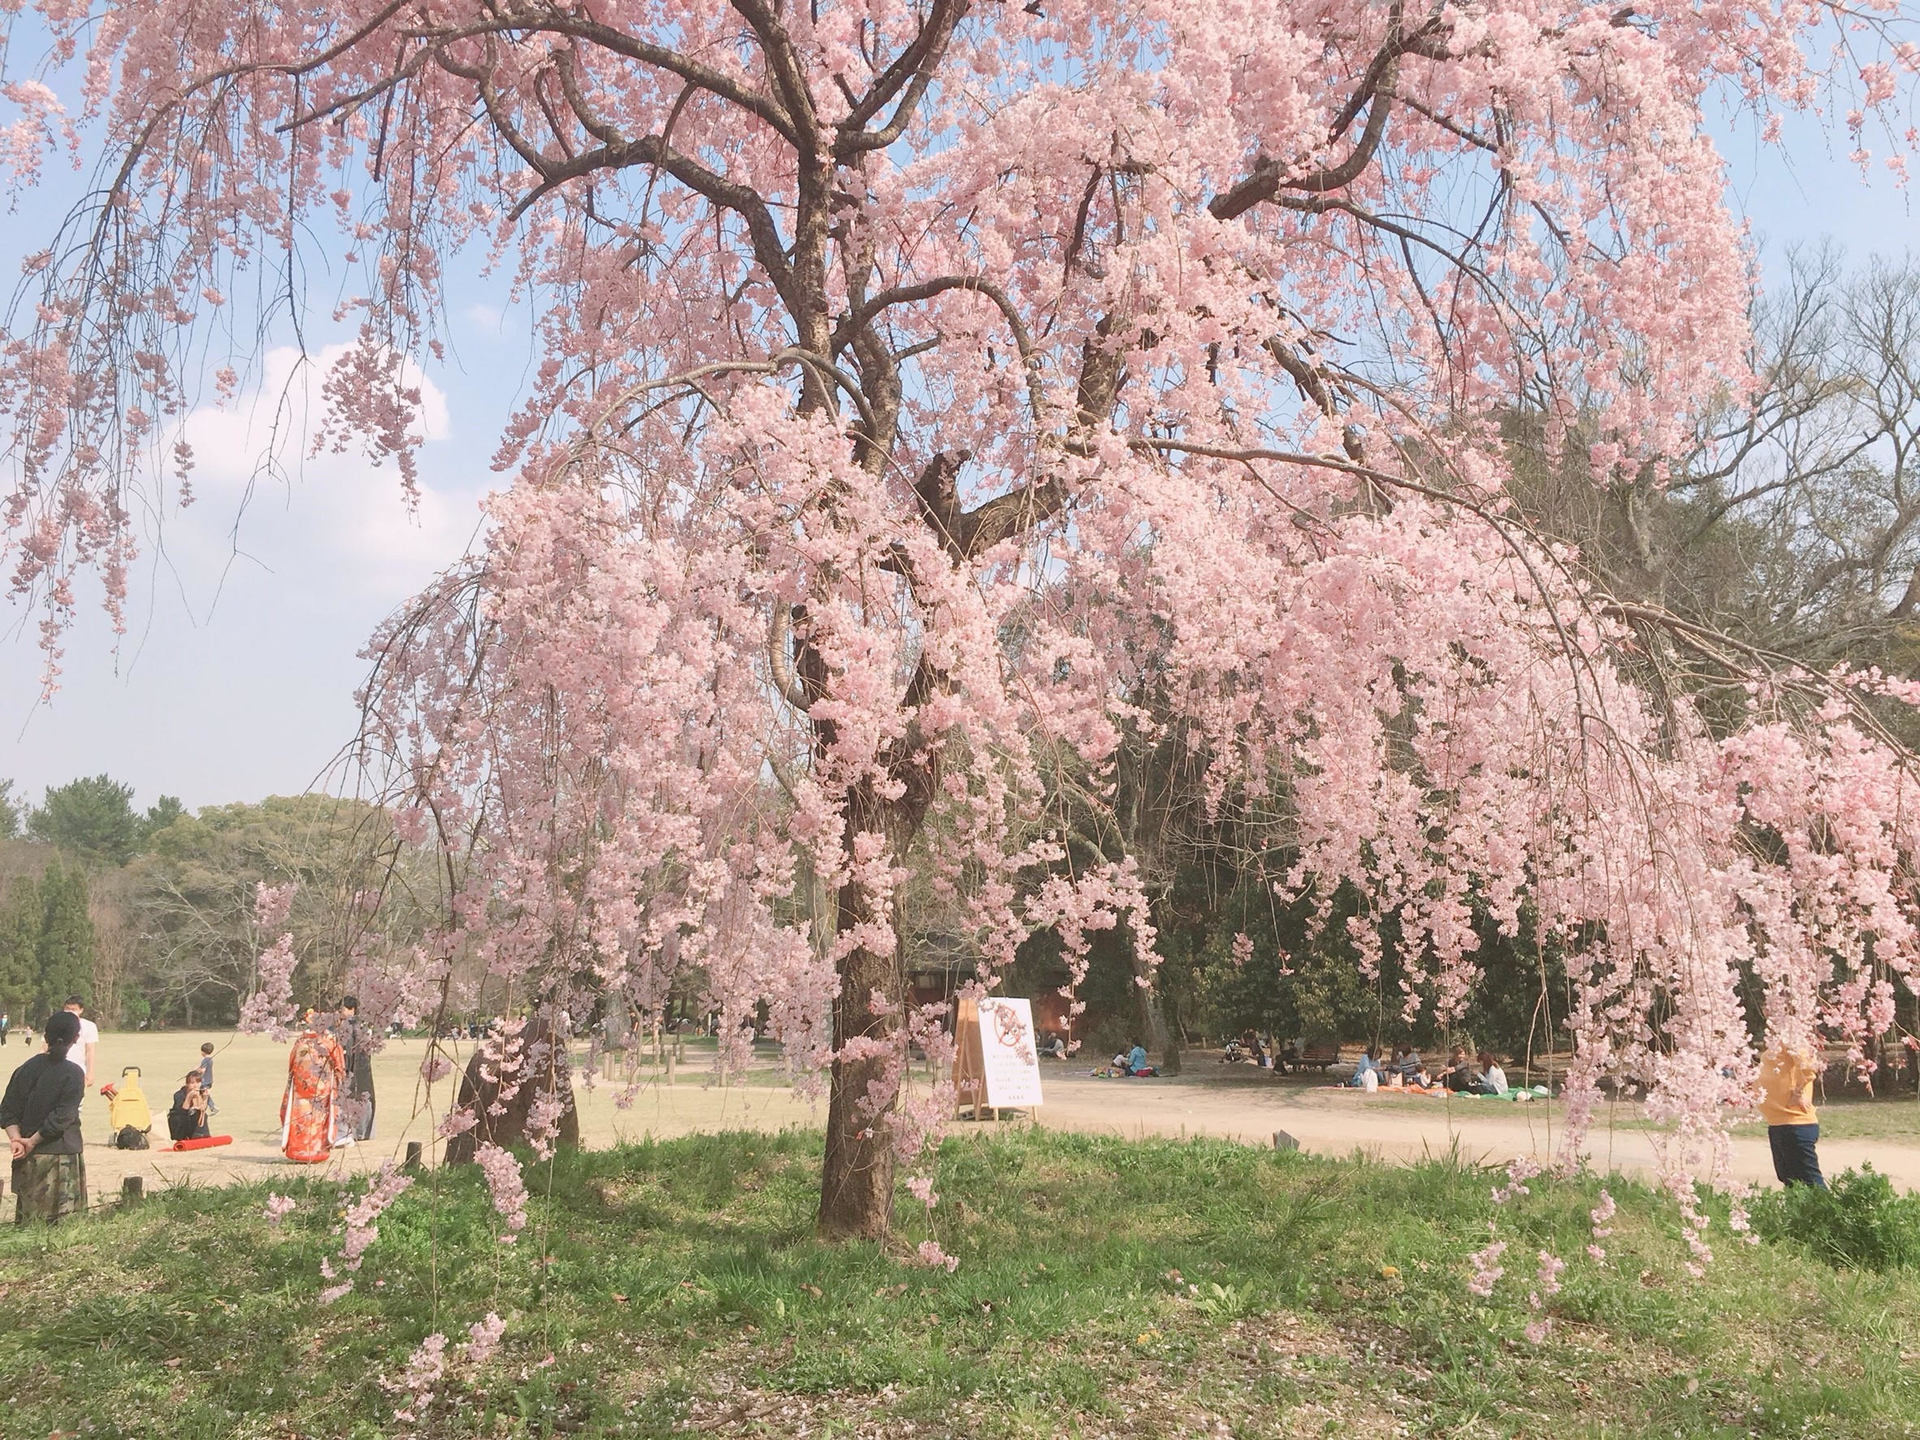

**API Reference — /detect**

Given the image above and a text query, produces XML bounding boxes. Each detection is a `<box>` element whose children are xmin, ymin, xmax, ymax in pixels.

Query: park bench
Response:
<box><xmin>1295</xmin><ymin>1042</ymin><xmax>1341</xmax><ymax>1073</ymax></box>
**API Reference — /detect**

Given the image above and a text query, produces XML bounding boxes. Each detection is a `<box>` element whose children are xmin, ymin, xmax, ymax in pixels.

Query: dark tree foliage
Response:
<box><xmin>0</xmin><ymin>874</ymin><xmax>39</xmax><ymax>1018</ymax></box>
<box><xmin>27</xmin><ymin>774</ymin><xmax>144</xmax><ymax>867</ymax></box>
<box><xmin>34</xmin><ymin>860</ymin><xmax>95</xmax><ymax>1015</ymax></box>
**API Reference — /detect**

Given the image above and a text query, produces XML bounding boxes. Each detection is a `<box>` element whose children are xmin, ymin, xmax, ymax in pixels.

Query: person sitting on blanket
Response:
<box><xmin>167</xmin><ymin>1070</ymin><xmax>211</xmax><ymax>1142</ymax></box>
<box><xmin>1347</xmin><ymin>1046</ymin><xmax>1383</xmax><ymax>1087</ymax></box>
<box><xmin>1389</xmin><ymin>1044</ymin><xmax>1428</xmax><ymax>1087</ymax></box>
<box><xmin>1437</xmin><ymin>1045</ymin><xmax>1479</xmax><ymax>1093</ymax></box>
<box><xmin>1476</xmin><ymin>1052</ymin><xmax>1508</xmax><ymax>1095</ymax></box>
<box><xmin>1113</xmin><ymin>1043</ymin><xmax>1156</xmax><ymax>1077</ymax></box>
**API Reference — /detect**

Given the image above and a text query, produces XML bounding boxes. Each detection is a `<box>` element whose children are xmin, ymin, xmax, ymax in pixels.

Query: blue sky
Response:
<box><xmin>0</xmin><ymin>97</ymin><xmax>1913</xmax><ymax>814</ymax></box>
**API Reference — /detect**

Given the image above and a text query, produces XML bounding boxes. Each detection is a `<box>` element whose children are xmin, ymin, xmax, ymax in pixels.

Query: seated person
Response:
<box><xmin>1389</xmin><ymin>1044</ymin><xmax>1427</xmax><ymax>1086</ymax></box>
<box><xmin>1277</xmin><ymin>1039</ymin><xmax>1300</xmax><ymax>1074</ymax></box>
<box><xmin>1476</xmin><ymin>1051</ymin><xmax>1508</xmax><ymax>1095</ymax></box>
<box><xmin>1437</xmin><ymin>1045</ymin><xmax>1479</xmax><ymax>1093</ymax></box>
<box><xmin>1038</xmin><ymin>1031</ymin><xmax>1067</xmax><ymax>1060</ymax></box>
<box><xmin>1124</xmin><ymin>1043</ymin><xmax>1156</xmax><ymax>1077</ymax></box>
<box><xmin>167</xmin><ymin>1070</ymin><xmax>211</xmax><ymax>1142</ymax></box>
<box><xmin>1347</xmin><ymin>1045</ymin><xmax>1382</xmax><ymax>1087</ymax></box>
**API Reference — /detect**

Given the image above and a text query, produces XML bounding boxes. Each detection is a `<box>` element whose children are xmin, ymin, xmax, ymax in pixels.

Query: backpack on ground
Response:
<box><xmin>114</xmin><ymin>1124</ymin><xmax>150</xmax><ymax>1150</ymax></box>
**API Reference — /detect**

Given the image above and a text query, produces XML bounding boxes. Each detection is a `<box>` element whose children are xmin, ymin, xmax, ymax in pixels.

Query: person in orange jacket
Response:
<box><xmin>1757</xmin><ymin>1037</ymin><xmax>1826</xmax><ymax>1189</ymax></box>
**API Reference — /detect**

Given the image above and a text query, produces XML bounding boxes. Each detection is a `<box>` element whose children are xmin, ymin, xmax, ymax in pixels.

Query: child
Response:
<box><xmin>197</xmin><ymin>1042</ymin><xmax>218</xmax><ymax>1114</ymax></box>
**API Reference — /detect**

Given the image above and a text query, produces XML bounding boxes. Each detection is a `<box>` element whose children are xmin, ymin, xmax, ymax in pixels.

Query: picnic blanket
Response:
<box><xmin>1463</xmin><ymin>1085</ymin><xmax>1553</xmax><ymax>1101</ymax></box>
<box><xmin>169</xmin><ymin>1134</ymin><xmax>235</xmax><ymax>1151</ymax></box>
<box><xmin>1326</xmin><ymin>1083</ymin><xmax>1553</xmax><ymax>1100</ymax></box>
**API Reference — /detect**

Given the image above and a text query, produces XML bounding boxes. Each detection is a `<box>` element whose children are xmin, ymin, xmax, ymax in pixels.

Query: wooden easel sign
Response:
<box><xmin>954</xmin><ymin>995</ymin><xmax>1044</xmax><ymax>1120</ymax></box>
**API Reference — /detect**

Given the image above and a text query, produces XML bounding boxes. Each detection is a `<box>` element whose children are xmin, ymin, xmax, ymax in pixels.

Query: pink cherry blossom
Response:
<box><xmin>1467</xmin><ymin>1237</ymin><xmax>1507</xmax><ymax>1299</ymax></box>
<box><xmin>0</xmin><ymin>0</ymin><xmax>1915</xmax><ymax>1260</ymax></box>
<box><xmin>914</xmin><ymin>1240</ymin><xmax>961</xmax><ymax>1273</ymax></box>
<box><xmin>474</xmin><ymin>1143</ymin><xmax>529</xmax><ymax>1243</ymax></box>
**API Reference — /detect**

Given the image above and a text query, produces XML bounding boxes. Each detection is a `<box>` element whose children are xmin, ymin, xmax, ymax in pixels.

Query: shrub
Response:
<box><xmin>1749</xmin><ymin>1165</ymin><xmax>1920</xmax><ymax>1273</ymax></box>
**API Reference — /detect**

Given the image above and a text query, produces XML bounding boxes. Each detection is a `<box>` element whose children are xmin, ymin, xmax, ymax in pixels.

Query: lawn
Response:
<box><xmin>1576</xmin><ymin>1092</ymin><xmax>1920</xmax><ymax>1145</ymax></box>
<box><xmin>1</xmin><ymin>1129</ymin><xmax>1916</xmax><ymax>1439</ymax></box>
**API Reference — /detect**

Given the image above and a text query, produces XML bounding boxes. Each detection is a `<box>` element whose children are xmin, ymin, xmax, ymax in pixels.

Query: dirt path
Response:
<box><xmin>1027</xmin><ymin>1068</ymin><xmax>1920</xmax><ymax>1192</ymax></box>
<box><xmin>22</xmin><ymin>1032</ymin><xmax>1920</xmax><ymax>1211</ymax></box>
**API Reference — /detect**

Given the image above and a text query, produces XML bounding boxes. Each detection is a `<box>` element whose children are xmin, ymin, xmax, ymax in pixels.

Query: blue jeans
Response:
<box><xmin>1768</xmin><ymin>1123</ymin><xmax>1826</xmax><ymax>1188</ymax></box>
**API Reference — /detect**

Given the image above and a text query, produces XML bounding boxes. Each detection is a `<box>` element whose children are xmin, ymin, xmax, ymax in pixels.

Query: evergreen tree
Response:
<box><xmin>34</xmin><ymin>861</ymin><xmax>95</xmax><ymax>1014</ymax></box>
<box><xmin>141</xmin><ymin>795</ymin><xmax>185</xmax><ymax>841</ymax></box>
<box><xmin>28</xmin><ymin>774</ymin><xmax>143</xmax><ymax>866</ymax></box>
<box><xmin>0</xmin><ymin>874</ymin><xmax>37</xmax><ymax>1021</ymax></box>
<box><xmin>0</xmin><ymin>778</ymin><xmax>20</xmax><ymax>840</ymax></box>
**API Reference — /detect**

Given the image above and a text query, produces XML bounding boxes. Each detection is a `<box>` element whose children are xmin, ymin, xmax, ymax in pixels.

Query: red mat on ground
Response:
<box><xmin>169</xmin><ymin>1135</ymin><xmax>233</xmax><ymax>1151</ymax></box>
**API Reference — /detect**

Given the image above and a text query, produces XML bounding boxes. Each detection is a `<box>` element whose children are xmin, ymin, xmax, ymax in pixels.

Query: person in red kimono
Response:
<box><xmin>280</xmin><ymin>1012</ymin><xmax>348</xmax><ymax>1164</ymax></box>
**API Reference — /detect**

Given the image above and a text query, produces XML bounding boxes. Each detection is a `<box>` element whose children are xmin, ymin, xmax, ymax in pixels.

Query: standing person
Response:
<box><xmin>0</xmin><ymin>1009</ymin><xmax>11</xmax><ymax>1046</ymax></box>
<box><xmin>62</xmin><ymin>996</ymin><xmax>99</xmax><ymax>1088</ymax></box>
<box><xmin>335</xmin><ymin>996</ymin><xmax>376</xmax><ymax>1142</ymax></box>
<box><xmin>1759</xmin><ymin>1037</ymin><xmax>1827</xmax><ymax>1189</ymax></box>
<box><xmin>279</xmin><ymin>1011</ymin><xmax>348</xmax><ymax>1164</ymax></box>
<box><xmin>196</xmin><ymin>1042</ymin><xmax>218</xmax><ymax>1116</ymax></box>
<box><xmin>1</xmin><ymin>1011</ymin><xmax>87</xmax><ymax>1224</ymax></box>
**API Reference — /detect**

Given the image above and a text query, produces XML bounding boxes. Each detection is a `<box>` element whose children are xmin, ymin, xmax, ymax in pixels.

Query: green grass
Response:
<box><xmin>1733</xmin><ymin>1096</ymin><xmax>1920</xmax><ymax>1144</ymax></box>
<box><xmin>1580</xmin><ymin>1095</ymin><xmax>1920</xmax><ymax>1146</ymax></box>
<box><xmin>3</xmin><ymin>1130</ymin><xmax>1918</xmax><ymax>1438</ymax></box>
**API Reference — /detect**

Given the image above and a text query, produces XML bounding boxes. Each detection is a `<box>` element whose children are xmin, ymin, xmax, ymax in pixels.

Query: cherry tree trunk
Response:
<box><xmin>818</xmin><ymin>881</ymin><xmax>905</xmax><ymax>1239</ymax></box>
<box><xmin>816</xmin><ymin>784</ymin><xmax>918</xmax><ymax>1241</ymax></box>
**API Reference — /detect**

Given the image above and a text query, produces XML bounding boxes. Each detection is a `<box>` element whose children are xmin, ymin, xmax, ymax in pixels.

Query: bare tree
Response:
<box><xmin>1515</xmin><ymin>249</ymin><xmax>1920</xmax><ymax>675</ymax></box>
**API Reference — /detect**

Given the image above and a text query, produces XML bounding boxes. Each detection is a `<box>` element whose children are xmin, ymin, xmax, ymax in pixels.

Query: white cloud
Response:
<box><xmin>1</xmin><ymin>341</ymin><xmax>494</xmax><ymax>809</ymax></box>
<box><xmin>155</xmin><ymin>343</ymin><xmax>483</xmax><ymax>604</ymax></box>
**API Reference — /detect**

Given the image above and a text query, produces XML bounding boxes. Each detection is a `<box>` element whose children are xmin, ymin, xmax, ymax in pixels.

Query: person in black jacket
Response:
<box><xmin>1</xmin><ymin>1011</ymin><xmax>87</xmax><ymax>1224</ymax></box>
<box><xmin>167</xmin><ymin>1070</ymin><xmax>211</xmax><ymax>1142</ymax></box>
<box><xmin>336</xmin><ymin>996</ymin><xmax>376</xmax><ymax>1142</ymax></box>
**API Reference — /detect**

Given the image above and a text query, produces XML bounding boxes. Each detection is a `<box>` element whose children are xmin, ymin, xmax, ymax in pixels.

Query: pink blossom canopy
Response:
<box><xmin>2</xmin><ymin>0</ymin><xmax>1917</xmax><ymax>1225</ymax></box>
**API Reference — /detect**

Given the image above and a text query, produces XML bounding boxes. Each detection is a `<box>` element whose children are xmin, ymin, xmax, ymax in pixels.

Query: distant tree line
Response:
<box><xmin>0</xmin><ymin>776</ymin><xmax>428</xmax><ymax>1028</ymax></box>
<box><xmin>0</xmin><ymin>860</ymin><xmax>94</xmax><ymax>1023</ymax></box>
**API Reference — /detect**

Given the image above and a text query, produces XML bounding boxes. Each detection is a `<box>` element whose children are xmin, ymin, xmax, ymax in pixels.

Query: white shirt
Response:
<box><xmin>1483</xmin><ymin>1064</ymin><xmax>1508</xmax><ymax>1092</ymax></box>
<box><xmin>73</xmin><ymin>1016</ymin><xmax>99</xmax><ymax>1076</ymax></box>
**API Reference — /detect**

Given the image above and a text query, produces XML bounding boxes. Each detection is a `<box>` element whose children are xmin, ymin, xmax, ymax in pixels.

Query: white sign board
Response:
<box><xmin>975</xmin><ymin>997</ymin><xmax>1044</xmax><ymax>1108</ymax></box>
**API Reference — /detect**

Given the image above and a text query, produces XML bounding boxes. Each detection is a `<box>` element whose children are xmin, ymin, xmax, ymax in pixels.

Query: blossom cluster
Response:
<box><xmin>318</xmin><ymin>1164</ymin><xmax>414</xmax><ymax>1304</ymax></box>
<box><xmin>473</xmin><ymin>1143</ymin><xmax>529</xmax><ymax>1243</ymax></box>
<box><xmin>4</xmin><ymin>0</ymin><xmax>1918</xmax><ymax>1275</ymax></box>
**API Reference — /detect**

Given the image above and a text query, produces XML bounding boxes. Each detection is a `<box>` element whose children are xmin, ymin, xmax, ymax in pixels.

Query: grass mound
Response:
<box><xmin>1747</xmin><ymin>1163</ymin><xmax>1920</xmax><ymax>1273</ymax></box>
<box><xmin>2</xmin><ymin>1130</ymin><xmax>1917</xmax><ymax>1438</ymax></box>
